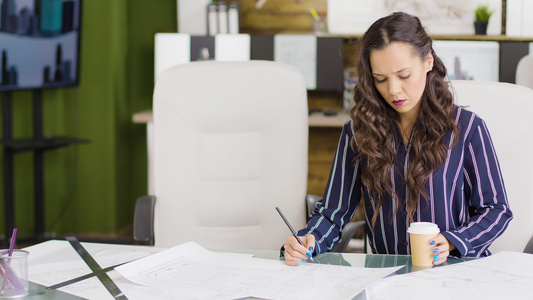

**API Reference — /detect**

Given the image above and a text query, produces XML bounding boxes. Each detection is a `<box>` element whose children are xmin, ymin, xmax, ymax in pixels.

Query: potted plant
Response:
<box><xmin>474</xmin><ymin>5</ymin><xmax>493</xmax><ymax>35</ymax></box>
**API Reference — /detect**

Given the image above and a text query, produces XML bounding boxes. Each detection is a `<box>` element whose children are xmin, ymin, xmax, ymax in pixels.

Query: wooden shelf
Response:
<box><xmin>132</xmin><ymin>110</ymin><xmax>153</xmax><ymax>123</ymax></box>
<box><xmin>133</xmin><ymin>110</ymin><xmax>349</xmax><ymax>128</ymax></box>
<box><xmin>279</xmin><ymin>31</ymin><xmax>533</xmax><ymax>42</ymax></box>
<box><xmin>308</xmin><ymin>111</ymin><xmax>349</xmax><ymax>127</ymax></box>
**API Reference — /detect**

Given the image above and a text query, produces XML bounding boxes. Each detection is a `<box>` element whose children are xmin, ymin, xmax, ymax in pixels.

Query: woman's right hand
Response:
<box><xmin>283</xmin><ymin>234</ymin><xmax>316</xmax><ymax>266</ymax></box>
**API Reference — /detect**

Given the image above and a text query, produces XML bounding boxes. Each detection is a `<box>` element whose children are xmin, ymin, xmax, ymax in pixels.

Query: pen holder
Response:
<box><xmin>312</xmin><ymin>16</ymin><xmax>327</xmax><ymax>35</ymax></box>
<box><xmin>0</xmin><ymin>249</ymin><xmax>29</xmax><ymax>298</ymax></box>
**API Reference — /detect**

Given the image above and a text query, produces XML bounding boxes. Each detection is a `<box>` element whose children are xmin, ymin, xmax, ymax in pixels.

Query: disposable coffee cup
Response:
<box><xmin>0</xmin><ymin>249</ymin><xmax>29</xmax><ymax>298</ymax></box>
<box><xmin>407</xmin><ymin>222</ymin><xmax>440</xmax><ymax>267</ymax></box>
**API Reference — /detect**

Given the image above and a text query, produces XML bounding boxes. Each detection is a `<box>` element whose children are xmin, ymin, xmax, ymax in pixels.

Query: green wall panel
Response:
<box><xmin>0</xmin><ymin>0</ymin><xmax>177</xmax><ymax>240</ymax></box>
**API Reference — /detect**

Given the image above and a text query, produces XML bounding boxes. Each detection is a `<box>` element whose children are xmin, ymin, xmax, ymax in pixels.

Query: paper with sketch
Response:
<box><xmin>25</xmin><ymin>240</ymin><xmax>256</xmax><ymax>300</ymax></box>
<box><xmin>366</xmin><ymin>251</ymin><xmax>533</xmax><ymax>300</ymax></box>
<box><xmin>116</xmin><ymin>241</ymin><xmax>402</xmax><ymax>300</ymax></box>
<box><xmin>26</xmin><ymin>240</ymin><xmax>166</xmax><ymax>300</ymax></box>
<box><xmin>274</xmin><ymin>35</ymin><xmax>317</xmax><ymax>90</ymax></box>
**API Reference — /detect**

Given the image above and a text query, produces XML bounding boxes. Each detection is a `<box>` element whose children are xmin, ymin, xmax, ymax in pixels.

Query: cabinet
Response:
<box><xmin>0</xmin><ymin>90</ymin><xmax>89</xmax><ymax>245</ymax></box>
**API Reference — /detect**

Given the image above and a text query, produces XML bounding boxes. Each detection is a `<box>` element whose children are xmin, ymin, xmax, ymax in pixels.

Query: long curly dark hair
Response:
<box><xmin>350</xmin><ymin>12</ymin><xmax>459</xmax><ymax>227</ymax></box>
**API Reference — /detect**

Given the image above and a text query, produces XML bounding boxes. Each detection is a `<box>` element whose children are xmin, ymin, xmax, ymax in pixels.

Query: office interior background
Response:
<box><xmin>0</xmin><ymin>0</ymin><xmax>532</xmax><ymax>244</ymax></box>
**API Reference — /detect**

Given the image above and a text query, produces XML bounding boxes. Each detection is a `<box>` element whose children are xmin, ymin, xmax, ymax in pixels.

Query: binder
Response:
<box><xmin>217</xmin><ymin>2</ymin><xmax>228</xmax><ymax>34</ymax></box>
<box><xmin>228</xmin><ymin>2</ymin><xmax>239</xmax><ymax>34</ymax></box>
<box><xmin>207</xmin><ymin>3</ymin><xmax>218</xmax><ymax>36</ymax></box>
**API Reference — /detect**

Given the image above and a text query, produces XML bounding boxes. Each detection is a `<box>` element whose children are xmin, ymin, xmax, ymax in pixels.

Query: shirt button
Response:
<box><xmin>403</xmin><ymin>211</ymin><xmax>407</xmax><ymax>216</ymax></box>
<box><xmin>404</xmin><ymin>242</ymin><xmax>408</xmax><ymax>246</ymax></box>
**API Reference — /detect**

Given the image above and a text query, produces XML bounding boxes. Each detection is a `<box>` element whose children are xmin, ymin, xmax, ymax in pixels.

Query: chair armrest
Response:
<box><xmin>524</xmin><ymin>235</ymin><xmax>533</xmax><ymax>254</ymax></box>
<box><xmin>133</xmin><ymin>195</ymin><xmax>156</xmax><ymax>245</ymax></box>
<box><xmin>306</xmin><ymin>194</ymin><xmax>367</xmax><ymax>253</ymax></box>
<box><xmin>331</xmin><ymin>221</ymin><xmax>365</xmax><ymax>253</ymax></box>
<box><xmin>306</xmin><ymin>194</ymin><xmax>322</xmax><ymax>221</ymax></box>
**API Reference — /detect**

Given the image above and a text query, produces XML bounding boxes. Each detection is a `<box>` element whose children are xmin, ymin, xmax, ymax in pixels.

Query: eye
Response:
<box><xmin>374</xmin><ymin>77</ymin><xmax>386</xmax><ymax>83</ymax></box>
<box><xmin>400</xmin><ymin>74</ymin><xmax>411</xmax><ymax>80</ymax></box>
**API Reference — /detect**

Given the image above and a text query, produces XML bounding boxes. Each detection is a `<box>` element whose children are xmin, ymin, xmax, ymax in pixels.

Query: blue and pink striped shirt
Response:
<box><xmin>299</xmin><ymin>106</ymin><xmax>512</xmax><ymax>258</ymax></box>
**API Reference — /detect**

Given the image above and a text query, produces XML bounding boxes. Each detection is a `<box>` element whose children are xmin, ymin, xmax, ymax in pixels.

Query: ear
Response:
<box><xmin>426</xmin><ymin>50</ymin><xmax>434</xmax><ymax>72</ymax></box>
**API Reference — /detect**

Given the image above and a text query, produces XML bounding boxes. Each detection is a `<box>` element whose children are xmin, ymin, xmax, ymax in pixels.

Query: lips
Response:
<box><xmin>392</xmin><ymin>100</ymin><xmax>406</xmax><ymax>106</ymax></box>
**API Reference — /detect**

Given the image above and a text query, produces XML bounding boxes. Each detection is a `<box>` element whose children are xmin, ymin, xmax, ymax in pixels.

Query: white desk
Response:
<box><xmin>24</xmin><ymin>240</ymin><xmax>400</xmax><ymax>299</ymax></box>
<box><xmin>19</xmin><ymin>239</ymin><xmax>499</xmax><ymax>300</ymax></box>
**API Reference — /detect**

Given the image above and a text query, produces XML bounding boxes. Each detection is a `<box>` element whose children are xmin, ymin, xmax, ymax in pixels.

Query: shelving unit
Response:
<box><xmin>0</xmin><ymin>90</ymin><xmax>89</xmax><ymax>246</ymax></box>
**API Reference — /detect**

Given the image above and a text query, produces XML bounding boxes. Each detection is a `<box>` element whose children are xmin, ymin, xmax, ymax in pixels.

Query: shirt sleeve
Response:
<box><xmin>441</xmin><ymin>118</ymin><xmax>513</xmax><ymax>257</ymax></box>
<box><xmin>297</xmin><ymin>122</ymin><xmax>363</xmax><ymax>255</ymax></box>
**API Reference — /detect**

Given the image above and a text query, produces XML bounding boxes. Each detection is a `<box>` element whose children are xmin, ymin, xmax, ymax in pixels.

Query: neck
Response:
<box><xmin>399</xmin><ymin>119</ymin><xmax>415</xmax><ymax>145</ymax></box>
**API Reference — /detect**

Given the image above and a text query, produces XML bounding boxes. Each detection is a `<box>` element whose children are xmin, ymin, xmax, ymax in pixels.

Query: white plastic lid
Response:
<box><xmin>407</xmin><ymin>222</ymin><xmax>440</xmax><ymax>234</ymax></box>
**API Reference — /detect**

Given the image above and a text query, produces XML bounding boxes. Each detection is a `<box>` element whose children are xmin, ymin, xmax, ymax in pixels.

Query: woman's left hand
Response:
<box><xmin>430</xmin><ymin>234</ymin><xmax>456</xmax><ymax>266</ymax></box>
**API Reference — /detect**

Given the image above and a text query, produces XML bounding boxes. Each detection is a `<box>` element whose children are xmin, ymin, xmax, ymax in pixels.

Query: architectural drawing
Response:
<box><xmin>384</xmin><ymin>0</ymin><xmax>470</xmax><ymax>21</ymax></box>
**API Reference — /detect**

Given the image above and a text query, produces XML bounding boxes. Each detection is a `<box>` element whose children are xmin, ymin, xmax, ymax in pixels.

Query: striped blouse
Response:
<box><xmin>299</xmin><ymin>106</ymin><xmax>513</xmax><ymax>258</ymax></box>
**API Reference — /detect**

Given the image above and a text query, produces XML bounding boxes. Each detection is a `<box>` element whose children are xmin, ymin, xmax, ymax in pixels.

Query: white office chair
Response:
<box><xmin>450</xmin><ymin>80</ymin><xmax>533</xmax><ymax>254</ymax></box>
<box><xmin>134</xmin><ymin>60</ymin><xmax>308</xmax><ymax>250</ymax></box>
<box><xmin>516</xmin><ymin>54</ymin><xmax>533</xmax><ymax>90</ymax></box>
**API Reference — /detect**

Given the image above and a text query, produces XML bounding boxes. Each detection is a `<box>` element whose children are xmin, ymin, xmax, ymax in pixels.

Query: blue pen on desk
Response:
<box><xmin>275</xmin><ymin>207</ymin><xmax>313</xmax><ymax>261</ymax></box>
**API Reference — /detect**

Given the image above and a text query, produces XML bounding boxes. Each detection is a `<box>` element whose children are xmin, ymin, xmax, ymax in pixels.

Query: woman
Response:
<box><xmin>283</xmin><ymin>12</ymin><xmax>512</xmax><ymax>266</ymax></box>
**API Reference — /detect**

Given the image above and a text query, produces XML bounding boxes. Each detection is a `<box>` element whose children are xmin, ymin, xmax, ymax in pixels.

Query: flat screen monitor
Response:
<box><xmin>0</xmin><ymin>0</ymin><xmax>82</xmax><ymax>92</ymax></box>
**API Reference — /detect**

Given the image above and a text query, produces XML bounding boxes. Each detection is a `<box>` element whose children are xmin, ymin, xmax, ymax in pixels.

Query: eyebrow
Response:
<box><xmin>372</xmin><ymin>67</ymin><xmax>411</xmax><ymax>77</ymax></box>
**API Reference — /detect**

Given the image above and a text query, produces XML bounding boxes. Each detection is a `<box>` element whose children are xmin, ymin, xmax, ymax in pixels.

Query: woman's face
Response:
<box><xmin>369</xmin><ymin>42</ymin><xmax>433</xmax><ymax>123</ymax></box>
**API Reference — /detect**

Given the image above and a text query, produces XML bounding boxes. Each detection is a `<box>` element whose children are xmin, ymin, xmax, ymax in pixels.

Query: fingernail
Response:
<box><xmin>433</xmin><ymin>248</ymin><xmax>439</xmax><ymax>253</ymax></box>
<box><xmin>306</xmin><ymin>252</ymin><xmax>312</xmax><ymax>257</ymax></box>
<box><xmin>295</xmin><ymin>262</ymin><xmax>300</xmax><ymax>266</ymax></box>
<box><xmin>433</xmin><ymin>254</ymin><xmax>439</xmax><ymax>260</ymax></box>
<box><xmin>430</xmin><ymin>240</ymin><xmax>436</xmax><ymax>245</ymax></box>
<box><xmin>302</xmin><ymin>258</ymin><xmax>306</xmax><ymax>262</ymax></box>
<box><xmin>309</xmin><ymin>247</ymin><xmax>314</xmax><ymax>252</ymax></box>
<box><xmin>433</xmin><ymin>260</ymin><xmax>438</xmax><ymax>265</ymax></box>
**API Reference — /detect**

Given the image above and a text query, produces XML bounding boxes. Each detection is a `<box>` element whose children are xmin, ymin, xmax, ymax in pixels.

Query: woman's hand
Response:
<box><xmin>283</xmin><ymin>234</ymin><xmax>315</xmax><ymax>266</ymax></box>
<box><xmin>430</xmin><ymin>234</ymin><xmax>456</xmax><ymax>266</ymax></box>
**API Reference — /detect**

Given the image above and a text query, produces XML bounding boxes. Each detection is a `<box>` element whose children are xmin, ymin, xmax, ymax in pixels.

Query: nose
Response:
<box><xmin>388</xmin><ymin>78</ymin><xmax>402</xmax><ymax>97</ymax></box>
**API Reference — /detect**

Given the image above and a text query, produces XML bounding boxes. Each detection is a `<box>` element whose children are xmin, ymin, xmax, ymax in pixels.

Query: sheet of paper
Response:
<box><xmin>25</xmin><ymin>240</ymin><xmax>162</xmax><ymax>299</ymax></box>
<box><xmin>116</xmin><ymin>241</ymin><xmax>402</xmax><ymax>300</ymax></box>
<box><xmin>215</xmin><ymin>34</ymin><xmax>251</xmax><ymax>61</ymax></box>
<box><xmin>366</xmin><ymin>251</ymin><xmax>533</xmax><ymax>300</ymax></box>
<box><xmin>274</xmin><ymin>34</ymin><xmax>317</xmax><ymax>90</ymax></box>
<box><xmin>24</xmin><ymin>240</ymin><xmax>255</xmax><ymax>300</ymax></box>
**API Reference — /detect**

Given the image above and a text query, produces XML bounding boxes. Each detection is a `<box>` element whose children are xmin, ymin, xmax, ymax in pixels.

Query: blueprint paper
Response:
<box><xmin>25</xmin><ymin>240</ymin><xmax>255</xmax><ymax>300</ymax></box>
<box><xmin>366</xmin><ymin>251</ymin><xmax>533</xmax><ymax>300</ymax></box>
<box><xmin>116</xmin><ymin>241</ymin><xmax>403</xmax><ymax>300</ymax></box>
<box><xmin>25</xmin><ymin>240</ymin><xmax>164</xmax><ymax>299</ymax></box>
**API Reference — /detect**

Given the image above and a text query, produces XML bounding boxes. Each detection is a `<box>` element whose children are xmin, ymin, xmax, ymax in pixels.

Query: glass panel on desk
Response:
<box><xmin>298</xmin><ymin>252</ymin><xmax>476</xmax><ymax>275</ymax></box>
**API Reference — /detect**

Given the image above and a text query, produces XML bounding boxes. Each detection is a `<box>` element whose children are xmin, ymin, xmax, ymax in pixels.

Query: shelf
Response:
<box><xmin>278</xmin><ymin>31</ymin><xmax>533</xmax><ymax>42</ymax></box>
<box><xmin>132</xmin><ymin>110</ymin><xmax>153</xmax><ymax>123</ymax></box>
<box><xmin>0</xmin><ymin>136</ymin><xmax>90</xmax><ymax>152</ymax></box>
<box><xmin>308</xmin><ymin>111</ymin><xmax>349</xmax><ymax>127</ymax></box>
<box><xmin>133</xmin><ymin>110</ymin><xmax>349</xmax><ymax>128</ymax></box>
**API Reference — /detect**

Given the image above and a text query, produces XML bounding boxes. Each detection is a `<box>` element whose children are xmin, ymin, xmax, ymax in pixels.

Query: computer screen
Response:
<box><xmin>0</xmin><ymin>0</ymin><xmax>82</xmax><ymax>91</ymax></box>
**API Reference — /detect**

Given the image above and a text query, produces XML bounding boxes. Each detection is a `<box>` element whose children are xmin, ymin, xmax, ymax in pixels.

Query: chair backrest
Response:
<box><xmin>450</xmin><ymin>80</ymin><xmax>533</xmax><ymax>253</ymax></box>
<box><xmin>516</xmin><ymin>54</ymin><xmax>533</xmax><ymax>90</ymax></box>
<box><xmin>152</xmin><ymin>60</ymin><xmax>308</xmax><ymax>250</ymax></box>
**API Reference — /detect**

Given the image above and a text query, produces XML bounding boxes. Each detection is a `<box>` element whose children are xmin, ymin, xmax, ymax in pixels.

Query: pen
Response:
<box><xmin>275</xmin><ymin>207</ymin><xmax>313</xmax><ymax>261</ymax></box>
<box><xmin>308</xmin><ymin>7</ymin><xmax>321</xmax><ymax>22</ymax></box>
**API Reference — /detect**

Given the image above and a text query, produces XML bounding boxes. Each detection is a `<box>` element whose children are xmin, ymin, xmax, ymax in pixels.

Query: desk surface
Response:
<box><xmin>23</xmin><ymin>240</ymin><xmax>475</xmax><ymax>300</ymax></box>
